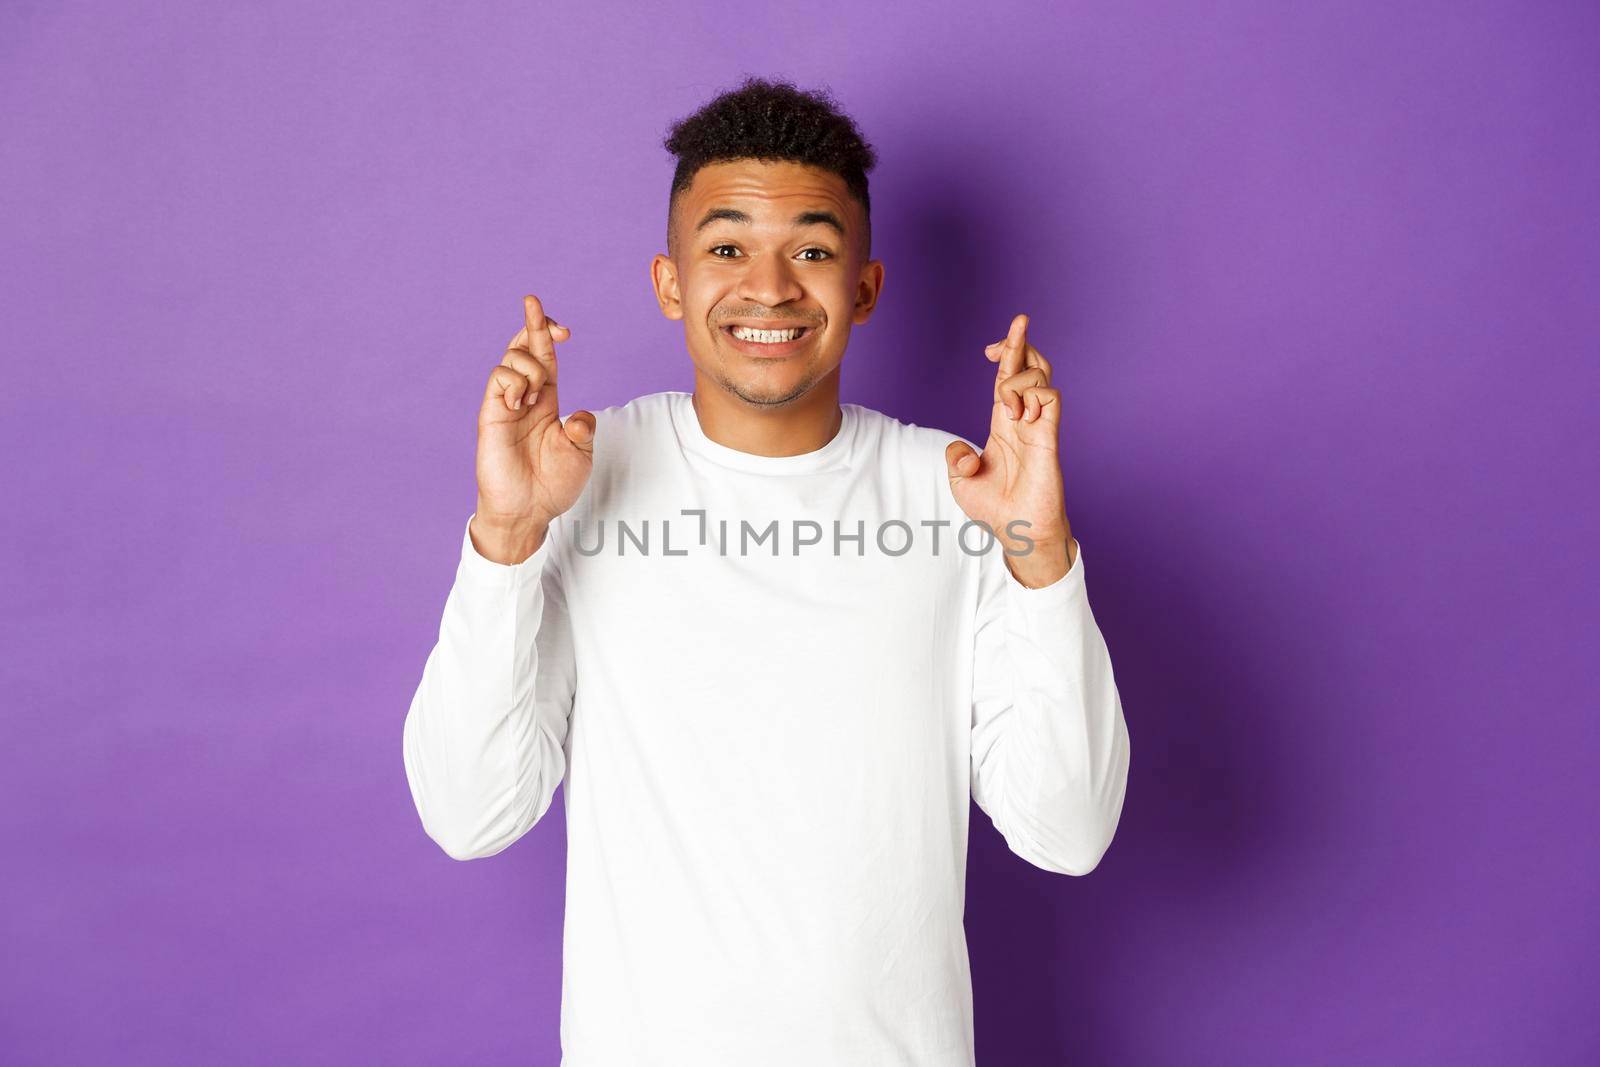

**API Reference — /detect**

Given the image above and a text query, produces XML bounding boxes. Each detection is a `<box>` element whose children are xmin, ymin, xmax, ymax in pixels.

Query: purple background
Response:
<box><xmin>3</xmin><ymin>1</ymin><xmax>1596</xmax><ymax>1063</ymax></box>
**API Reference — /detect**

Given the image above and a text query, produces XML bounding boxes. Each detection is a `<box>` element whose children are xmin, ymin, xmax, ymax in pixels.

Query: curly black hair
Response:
<box><xmin>662</xmin><ymin>75</ymin><xmax>878</xmax><ymax>257</ymax></box>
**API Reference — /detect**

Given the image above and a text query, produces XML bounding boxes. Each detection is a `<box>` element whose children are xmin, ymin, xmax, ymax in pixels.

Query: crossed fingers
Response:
<box><xmin>499</xmin><ymin>294</ymin><xmax>570</xmax><ymax>409</ymax></box>
<box><xmin>986</xmin><ymin>313</ymin><xmax>1057</xmax><ymax>422</ymax></box>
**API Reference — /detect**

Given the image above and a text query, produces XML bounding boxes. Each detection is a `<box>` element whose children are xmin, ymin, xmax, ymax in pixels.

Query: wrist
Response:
<box><xmin>470</xmin><ymin>507</ymin><xmax>551</xmax><ymax>566</ymax></box>
<box><xmin>1003</xmin><ymin>532</ymin><xmax>1075</xmax><ymax>589</ymax></box>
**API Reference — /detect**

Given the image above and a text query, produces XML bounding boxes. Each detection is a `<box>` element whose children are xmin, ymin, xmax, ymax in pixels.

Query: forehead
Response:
<box><xmin>678</xmin><ymin>158</ymin><xmax>856</xmax><ymax>228</ymax></box>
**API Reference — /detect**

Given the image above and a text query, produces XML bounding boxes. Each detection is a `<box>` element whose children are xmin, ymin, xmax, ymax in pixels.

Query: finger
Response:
<box><xmin>485</xmin><ymin>365</ymin><xmax>538</xmax><ymax>414</ymax></box>
<box><xmin>500</xmin><ymin>350</ymin><xmax>550</xmax><ymax>407</ymax></box>
<box><xmin>983</xmin><ymin>335</ymin><xmax>1012</xmax><ymax>363</ymax></box>
<box><xmin>945</xmin><ymin>439</ymin><xmax>981</xmax><ymax>479</ymax></box>
<box><xmin>999</xmin><ymin>314</ymin><xmax>1029</xmax><ymax>377</ymax></box>
<box><xmin>996</xmin><ymin>366</ymin><xmax>1048</xmax><ymax>419</ymax></box>
<box><xmin>504</xmin><ymin>326</ymin><xmax>532</xmax><ymax>361</ymax></box>
<box><xmin>505</xmin><ymin>321</ymin><xmax>570</xmax><ymax>360</ymax></box>
<box><xmin>984</xmin><ymin>320</ymin><xmax>1024</xmax><ymax>363</ymax></box>
<box><xmin>1021</xmin><ymin>386</ymin><xmax>1061</xmax><ymax>426</ymax></box>
<box><xmin>1022</xmin><ymin>343</ymin><xmax>1051</xmax><ymax>384</ymax></box>
<box><xmin>562</xmin><ymin>410</ymin><xmax>597</xmax><ymax>454</ymax></box>
<box><xmin>524</xmin><ymin>295</ymin><xmax>558</xmax><ymax>369</ymax></box>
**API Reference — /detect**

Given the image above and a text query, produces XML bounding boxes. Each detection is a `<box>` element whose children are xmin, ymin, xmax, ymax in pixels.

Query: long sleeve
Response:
<box><xmin>401</xmin><ymin>513</ymin><xmax>577</xmax><ymax>861</ymax></box>
<box><xmin>969</xmin><ymin>538</ymin><xmax>1131</xmax><ymax>876</ymax></box>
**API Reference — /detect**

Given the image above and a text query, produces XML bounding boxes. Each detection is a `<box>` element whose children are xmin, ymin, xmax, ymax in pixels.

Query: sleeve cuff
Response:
<box><xmin>457</xmin><ymin>512</ymin><xmax>554</xmax><ymax>591</ymax></box>
<box><xmin>1001</xmin><ymin>537</ymin><xmax>1087</xmax><ymax>612</ymax></box>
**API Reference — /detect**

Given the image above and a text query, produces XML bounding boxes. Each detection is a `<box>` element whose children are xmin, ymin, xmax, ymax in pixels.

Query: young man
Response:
<box><xmin>402</xmin><ymin>76</ymin><xmax>1130</xmax><ymax>1066</ymax></box>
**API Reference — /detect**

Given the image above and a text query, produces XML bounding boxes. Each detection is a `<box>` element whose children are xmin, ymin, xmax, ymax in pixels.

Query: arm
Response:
<box><xmin>401</xmin><ymin>512</ymin><xmax>577</xmax><ymax>861</ymax></box>
<box><xmin>970</xmin><ymin>536</ymin><xmax>1131</xmax><ymax>875</ymax></box>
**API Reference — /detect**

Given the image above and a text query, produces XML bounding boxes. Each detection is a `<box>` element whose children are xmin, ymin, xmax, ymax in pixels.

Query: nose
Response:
<box><xmin>736</xmin><ymin>251</ymin><xmax>805</xmax><ymax>308</ymax></box>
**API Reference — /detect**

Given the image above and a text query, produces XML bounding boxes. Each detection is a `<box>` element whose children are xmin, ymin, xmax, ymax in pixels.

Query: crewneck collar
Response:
<box><xmin>669</xmin><ymin>391</ymin><xmax>858</xmax><ymax>475</ymax></box>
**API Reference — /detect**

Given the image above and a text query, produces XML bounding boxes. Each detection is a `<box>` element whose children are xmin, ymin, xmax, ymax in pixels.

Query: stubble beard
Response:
<box><xmin>709</xmin><ymin>354</ymin><xmax>826</xmax><ymax>408</ymax></box>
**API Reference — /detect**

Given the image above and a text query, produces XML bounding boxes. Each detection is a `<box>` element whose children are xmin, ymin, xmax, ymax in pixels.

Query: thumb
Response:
<box><xmin>562</xmin><ymin>410</ymin><xmax>596</xmax><ymax>453</ymax></box>
<box><xmin>945</xmin><ymin>440</ymin><xmax>980</xmax><ymax>480</ymax></box>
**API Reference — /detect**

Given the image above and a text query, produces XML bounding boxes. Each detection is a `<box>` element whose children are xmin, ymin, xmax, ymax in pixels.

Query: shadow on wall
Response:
<box><xmin>876</xmin><ymin>146</ymin><xmax>1318</xmax><ymax>1063</ymax></box>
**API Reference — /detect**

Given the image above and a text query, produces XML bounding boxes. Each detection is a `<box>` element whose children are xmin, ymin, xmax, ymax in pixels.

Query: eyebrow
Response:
<box><xmin>693</xmin><ymin>207</ymin><xmax>846</xmax><ymax>238</ymax></box>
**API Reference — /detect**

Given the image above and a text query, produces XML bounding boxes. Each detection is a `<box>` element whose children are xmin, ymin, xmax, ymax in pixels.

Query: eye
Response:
<box><xmin>797</xmin><ymin>248</ymin><xmax>833</xmax><ymax>262</ymax></box>
<box><xmin>709</xmin><ymin>244</ymin><xmax>741</xmax><ymax>258</ymax></box>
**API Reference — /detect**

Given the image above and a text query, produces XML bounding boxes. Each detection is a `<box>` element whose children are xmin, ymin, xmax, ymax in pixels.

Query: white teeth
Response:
<box><xmin>730</xmin><ymin>325</ymin><xmax>805</xmax><ymax>343</ymax></box>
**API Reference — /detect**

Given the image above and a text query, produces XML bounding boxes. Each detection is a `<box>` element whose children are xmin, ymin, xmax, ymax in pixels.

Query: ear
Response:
<box><xmin>852</xmin><ymin>258</ymin><xmax>884</xmax><ymax>326</ymax></box>
<box><xmin>650</xmin><ymin>252</ymin><xmax>684</xmax><ymax>320</ymax></box>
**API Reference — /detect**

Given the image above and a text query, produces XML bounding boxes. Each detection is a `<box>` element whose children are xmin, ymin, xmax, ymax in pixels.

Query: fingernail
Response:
<box><xmin>513</xmin><ymin>396</ymin><xmax>521</xmax><ymax>409</ymax></box>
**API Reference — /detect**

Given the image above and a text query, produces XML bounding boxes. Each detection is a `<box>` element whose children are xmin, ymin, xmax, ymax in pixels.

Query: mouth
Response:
<box><xmin>720</xmin><ymin>323</ymin><xmax>816</xmax><ymax>358</ymax></box>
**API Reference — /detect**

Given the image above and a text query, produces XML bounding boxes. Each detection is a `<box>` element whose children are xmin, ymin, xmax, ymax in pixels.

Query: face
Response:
<box><xmin>650</xmin><ymin>159</ymin><xmax>884</xmax><ymax>407</ymax></box>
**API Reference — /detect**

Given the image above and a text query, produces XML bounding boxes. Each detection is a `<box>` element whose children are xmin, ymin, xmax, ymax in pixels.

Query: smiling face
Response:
<box><xmin>650</xmin><ymin>158</ymin><xmax>884</xmax><ymax>408</ymax></box>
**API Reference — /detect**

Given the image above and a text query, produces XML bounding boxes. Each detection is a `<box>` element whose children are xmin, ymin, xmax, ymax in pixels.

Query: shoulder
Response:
<box><xmin>584</xmin><ymin>390</ymin><xmax>679</xmax><ymax>435</ymax></box>
<box><xmin>846</xmin><ymin>402</ymin><xmax>976</xmax><ymax>467</ymax></box>
<box><xmin>845</xmin><ymin>403</ymin><xmax>977</xmax><ymax>522</ymax></box>
<box><xmin>548</xmin><ymin>391</ymin><xmax>682</xmax><ymax>518</ymax></box>
<box><xmin>576</xmin><ymin>390</ymin><xmax>683</xmax><ymax>462</ymax></box>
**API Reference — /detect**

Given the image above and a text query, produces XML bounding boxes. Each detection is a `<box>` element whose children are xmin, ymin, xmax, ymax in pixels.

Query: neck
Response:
<box><xmin>690</xmin><ymin>369</ymin><xmax>843</xmax><ymax>457</ymax></box>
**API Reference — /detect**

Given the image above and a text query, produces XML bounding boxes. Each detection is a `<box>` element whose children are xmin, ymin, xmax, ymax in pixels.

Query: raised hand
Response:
<box><xmin>944</xmin><ymin>313</ymin><xmax>1077</xmax><ymax>587</ymax></box>
<box><xmin>472</xmin><ymin>294</ymin><xmax>596</xmax><ymax>564</ymax></box>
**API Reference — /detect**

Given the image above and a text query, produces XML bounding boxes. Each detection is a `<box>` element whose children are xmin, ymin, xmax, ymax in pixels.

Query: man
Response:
<box><xmin>402</xmin><ymin>76</ymin><xmax>1130</xmax><ymax>1066</ymax></box>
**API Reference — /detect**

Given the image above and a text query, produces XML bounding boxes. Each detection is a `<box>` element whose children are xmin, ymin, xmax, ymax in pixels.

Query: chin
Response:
<box><xmin>720</xmin><ymin>369</ymin><xmax>820</xmax><ymax>408</ymax></box>
<box><xmin>729</xmin><ymin>382</ymin><xmax>812</xmax><ymax>407</ymax></box>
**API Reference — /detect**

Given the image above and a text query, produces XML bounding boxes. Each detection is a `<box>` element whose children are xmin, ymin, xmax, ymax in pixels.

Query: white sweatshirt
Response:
<box><xmin>402</xmin><ymin>390</ymin><xmax>1130</xmax><ymax>1067</ymax></box>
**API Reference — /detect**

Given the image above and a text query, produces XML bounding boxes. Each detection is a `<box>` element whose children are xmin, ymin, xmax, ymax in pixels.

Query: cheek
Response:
<box><xmin>819</xmin><ymin>275</ymin><xmax>858</xmax><ymax>315</ymax></box>
<box><xmin>684</xmin><ymin>279</ymin><xmax>731</xmax><ymax>326</ymax></box>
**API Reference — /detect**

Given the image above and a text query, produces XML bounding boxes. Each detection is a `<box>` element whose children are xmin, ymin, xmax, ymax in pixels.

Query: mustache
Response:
<box><xmin>715</xmin><ymin>311</ymin><xmax>823</xmax><ymax>327</ymax></box>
